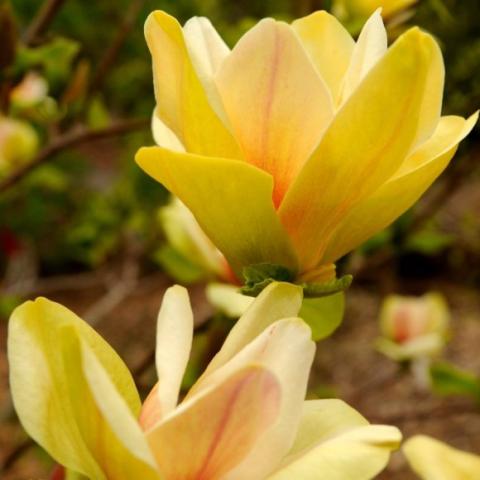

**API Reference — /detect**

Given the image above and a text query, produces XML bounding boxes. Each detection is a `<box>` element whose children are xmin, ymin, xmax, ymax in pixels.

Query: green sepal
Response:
<box><xmin>240</xmin><ymin>263</ymin><xmax>353</xmax><ymax>300</ymax></box>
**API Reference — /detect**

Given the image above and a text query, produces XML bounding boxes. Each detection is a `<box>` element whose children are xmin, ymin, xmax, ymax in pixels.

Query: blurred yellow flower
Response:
<box><xmin>333</xmin><ymin>0</ymin><xmax>418</xmax><ymax>21</ymax></box>
<box><xmin>136</xmin><ymin>10</ymin><xmax>477</xmax><ymax>284</ymax></box>
<box><xmin>10</xmin><ymin>72</ymin><xmax>49</xmax><ymax>109</ymax></box>
<box><xmin>376</xmin><ymin>292</ymin><xmax>450</xmax><ymax>361</ymax></box>
<box><xmin>403</xmin><ymin>435</ymin><xmax>480</xmax><ymax>479</ymax></box>
<box><xmin>8</xmin><ymin>283</ymin><xmax>401</xmax><ymax>479</ymax></box>
<box><xmin>0</xmin><ymin>116</ymin><xmax>38</xmax><ymax>177</ymax></box>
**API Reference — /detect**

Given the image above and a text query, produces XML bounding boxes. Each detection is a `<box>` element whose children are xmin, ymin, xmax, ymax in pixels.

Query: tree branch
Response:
<box><xmin>23</xmin><ymin>0</ymin><xmax>67</xmax><ymax>46</ymax></box>
<box><xmin>0</xmin><ymin>117</ymin><xmax>149</xmax><ymax>194</ymax></box>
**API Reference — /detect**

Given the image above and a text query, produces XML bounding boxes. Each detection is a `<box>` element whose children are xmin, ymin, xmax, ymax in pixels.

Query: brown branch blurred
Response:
<box><xmin>23</xmin><ymin>0</ymin><xmax>67</xmax><ymax>46</ymax></box>
<box><xmin>88</xmin><ymin>0</ymin><xmax>146</xmax><ymax>97</ymax></box>
<box><xmin>0</xmin><ymin>117</ymin><xmax>149</xmax><ymax>194</ymax></box>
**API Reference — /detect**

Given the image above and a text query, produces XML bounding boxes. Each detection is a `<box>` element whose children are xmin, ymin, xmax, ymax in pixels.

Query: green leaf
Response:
<box><xmin>300</xmin><ymin>293</ymin><xmax>345</xmax><ymax>341</ymax></box>
<box><xmin>430</xmin><ymin>361</ymin><xmax>480</xmax><ymax>403</ymax></box>
<box><xmin>154</xmin><ymin>244</ymin><xmax>207</xmax><ymax>284</ymax></box>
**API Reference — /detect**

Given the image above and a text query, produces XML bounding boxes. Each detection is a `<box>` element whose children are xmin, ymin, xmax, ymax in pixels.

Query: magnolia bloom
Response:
<box><xmin>136</xmin><ymin>10</ymin><xmax>477</xmax><ymax>283</ymax></box>
<box><xmin>10</xmin><ymin>72</ymin><xmax>49</xmax><ymax>109</ymax></box>
<box><xmin>403</xmin><ymin>435</ymin><xmax>480</xmax><ymax>479</ymax></box>
<box><xmin>376</xmin><ymin>292</ymin><xmax>450</xmax><ymax>361</ymax></box>
<box><xmin>333</xmin><ymin>0</ymin><xmax>418</xmax><ymax>21</ymax></box>
<box><xmin>9</xmin><ymin>282</ymin><xmax>401</xmax><ymax>479</ymax></box>
<box><xmin>0</xmin><ymin>116</ymin><xmax>38</xmax><ymax>177</ymax></box>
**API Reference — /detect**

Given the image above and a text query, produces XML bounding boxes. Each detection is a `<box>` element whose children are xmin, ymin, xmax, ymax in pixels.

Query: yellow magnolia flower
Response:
<box><xmin>9</xmin><ymin>283</ymin><xmax>401</xmax><ymax>479</ymax></box>
<box><xmin>403</xmin><ymin>435</ymin><xmax>480</xmax><ymax>479</ymax></box>
<box><xmin>376</xmin><ymin>292</ymin><xmax>450</xmax><ymax>361</ymax></box>
<box><xmin>136</xmin><ymin>10</ymin><xmax>477</xmax><ymax>284</ymax></box>
<box><xmin>0</xmin><ymin>116</ymin><xmax>38</xmax><ymax>177</ymax></box>
<box><xmin>333</xmin><ymin>0</ymin><xmax>418</xmax><ymax>21</ymax></box>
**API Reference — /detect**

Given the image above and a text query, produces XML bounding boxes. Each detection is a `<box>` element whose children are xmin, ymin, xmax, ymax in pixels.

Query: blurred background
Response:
<box><xmin>0</xmin><ymin>0</ymin><xmax>479</xmax><ymax>478</ymax></box>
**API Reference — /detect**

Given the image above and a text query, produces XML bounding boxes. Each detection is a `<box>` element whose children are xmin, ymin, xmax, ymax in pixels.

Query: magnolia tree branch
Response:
<box><xmin>23</xmin><ymin>0</ymin><xmax>67</xmax><ymax>46</ymax></box>
<box><xmin>0</xmin><ymin>118</ymin><xmax>149</xmax><ymax>194</ymax></box>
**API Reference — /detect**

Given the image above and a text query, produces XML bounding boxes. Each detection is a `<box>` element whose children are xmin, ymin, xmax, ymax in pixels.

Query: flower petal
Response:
<box><xmin>268</xmin><ymin>424</ymin><xmax>401</xmax><ymax>480</ymax></box>
<box><xmin>215</xmin><ymin>19</ymin><xmax>333</xmax><ymax>206</ymax></box>
<box><xmin>322</xmin><ymin>113</ymin><xmax>478</xmax><ymax>263</ymax></box>
<box><xmin>287</xmin><ymin>399</ymin><xmax>368</xmax><ymax>457</ymax></box>
<box><xmin>340</xmin><ymin>9</ymin><xmax>387</xmax><ymax>104</ymax></box>
<box><xmin>292</xmin><ymin>11</ymin><xmax>354</xmax><ymax>102</ymax></box>
<box><xmin>136</xmin><ymin>146</ymin><xmax>298</xmax><ymax>275</ymax></box>
<box><xmin>151</xmin><ymin>112</ymin><xmax>185</xmax><ymax>152</ymax></box>
<box><xmin>202</xmin><ymin>282</ymin><xmax>303</xmax><ymax>377</ymax></box>
<box><xmin>403</xmin><ymin>435</ymin><xmax>480</xmax><ymax>479</ymax></box>
<box><xmin>206</xmin><ymin>283</ymin><xmax>254</xmax><ymax>318</ymax></box>
<box><xmin>8</xmin><ymin>298</ymin><xmax>157</xmax><ymax>479</ymax></box>
<box><xmin>279</xmin><ymin>28</ymin><xmax>449</xmax><ymax>272</ymax></box>
<box><xmin>192</xmin><ymin>318</ymin><xmax>315</xmax><ymax>480</ymax></box>
<box><xmin>145</xmin><ymin>11</ymin><xmax>240</xmax><ymax>158</ymax></box>
<box><xmin>139</xmin><ymin>286</ymin><xmax>194</xmax><ymax>430</ymax></box>
<box><xmin>146</xmin><ymin>366</ymin><xmax>281</xmax><ymax>479</ymax></box>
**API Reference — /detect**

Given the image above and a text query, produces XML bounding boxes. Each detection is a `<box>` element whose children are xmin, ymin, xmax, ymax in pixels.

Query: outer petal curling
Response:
<box><xmin>322</xmin><ymin>113</ymin><xmax>478</xmax><ymax>263</ymax></box>
<box><xmin>215</xmin><ymin>18</ymin><xmax>334</xmax><ymax>206</ymax></box>
<box><xmin>279</xmin><ymin>28</ymin><xmax>450</xmax><ymax>272</ymax></box>
<box><xmin>136</xmin><ymin>146</ymin><xmax>298</xmax><ymax>275</ymax></box>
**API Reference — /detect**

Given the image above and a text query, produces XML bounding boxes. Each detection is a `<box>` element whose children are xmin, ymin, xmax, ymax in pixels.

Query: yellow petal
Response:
<box><xmin>340</xmin><ymin>9</ymin><xmax>387</xmax><ymax>104</ymax></box>
<box><xmin>279</xmin><ymin>28</ymin><xmax>450</xmax><ymax>272</ymax></box>
<box><xmin>193</xmin><ymin>318</ymin><xmax>315</xmax><ymax>480</ymax></box>
<box><xmin>183</xmin><ymin>16</ymin><xmax>230</xmax><ymax>124</ymax></box>
<box><xmin>268</xmin><ymin>424</ymin><xmax>401</xmax><ymax>480</ymax></box>
<box><xmin>136</xmin><ymin>146</ymin><xmax>298</xmax><ymax>275</ymax></box>
<box><xmin>139</xmin><ymin>286</ymin><xmax>194</xmax><ymax>430</ymax></box>
<box><xmin>292</xmin><ymin>11</ymin><xmax>354</xmax><ymax>102</ymax></box>
<box><xmin>8</xmin><ymin>298</ymin><xmax>157</xmax><ymax>479</ymax></box>
<box><xmin>206</xmin><ymin>283</ymin><xmax>254</xmax><ymax>318</ymax></box>
<box><xmin>403</xmin><ymin>435</ymin><xmax>480</xmax><ymax>479</ymax></box>
<box><xmin>146</xmin><ymin>365</ymin><xmax>281</xmax><ymax>479</ymax></box>
<box><xmin>145</xmin><ymin>11</ymin><xmax>240</xmax><ymax>158</ymax></box>
<box><xmin>322</xmin><ymin>113</ymin><xmax>478</xmax><ymax>263</ymax></box>
<box><xmin>201</xmin><ymin>282</ymin><xmax>303</xmax><ymax>377</ymax></box>
<box><xmin>287</xmin><ymin>399</ymin><xmax>368</xmax><ymax>457</ymax></box>
<box><xmin>215</xmin><ymin>19</ymin><xmax>333</xmax><ymax>206</ymax></box>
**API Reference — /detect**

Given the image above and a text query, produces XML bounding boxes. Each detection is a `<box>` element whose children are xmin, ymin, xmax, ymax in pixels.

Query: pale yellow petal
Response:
<box><xmin>206</xmin><ymin>283</ymin><xmax>254</xmax><ymax>318</ymax></box>
<box><xmin>201</xmin><ymin>282</ymin><xmax>303</xmax><ymax>377</ymax></box>
<box><xmin>279</xmin><ymin>28</ymin><xmax>452</xmax><ymax>272</ymax></box>
<box><xmin>268</xmin><ymin>425</ymin><xmax>401</xmax><ymax>480</ymax></box>
<box><xmin>147</xmin><ymin>366</ymin><xmax>281</xmax><ymax>479</ymax></box>
<box><xmin>151</xmin><ymin>111</ymin><xmax>185</xmax><ymax>152</ymax></box>
<box><xmin>136</xmin><ymin>146</ymin><xmax>298</xmax><ymax>276</ymax></box>
<box><xmin>193</xmin><ymin>318</ymin><xmax>315</xmax><ymax>480</ymax></box>
<box><xmin>145</xmin><ymin>11</ymin><xmax>240</xmax><ymax>158</ymax></box>
<box><xmin>292</xmin><ymin>11</ymin><xmax>354</xmax><ymax>102</ymax></box>
<box><xmin>403</xmin><ymin>435</ymin><xmax>480</xmax><ymax>479</ymax></box>
<box><xmin>322</xmin><ymin>113</ymin><xmax>478</xmax><ymax>263</ymax></box>
<box><xmin>340</xmin><ymin>9</ymin><xmax>387</xmax><ymax>103</ymax></box>
<box><xmin>215</xmin><ymin>18</ymin><xmax>333</xmax><ymax>206</ymax></box>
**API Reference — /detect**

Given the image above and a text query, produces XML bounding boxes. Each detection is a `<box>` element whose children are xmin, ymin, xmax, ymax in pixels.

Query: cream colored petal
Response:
<box><xmin>154</xmin><ymin>286</ymin><xmax>194</xmax><ymax>420</ymax></box>
<box><xmin>340</xmin><ymin>9</ymin><xmax>387</xmax><ymax>104</ymax></box>
<box><xmin>206</xmin><ymin>283</ymin><xmax>254</xmax><ymax>318</ymax></box>
<box><xmin>151</xmin><ymin>111</ymin><xmax>185</xmax><ymax>152</ymax></box>
<box><xmin>191</xmin><ymin>318</ymin><xmax>315</xmax><ymax>480</ymax></box>
<box><xmin>322</xmin><ymin>113</ymin><xmax>478</xmax><ymax>263</ymax></box>
<box><xmin>146</xmin><ymin>366</ymin><xmax>281</xmax><ymax>480</ymax></box>
<box><xmin>136</xmin><ymin>147</ymin><xmax>298</xmax><ymax>276</ymax></box>
<box><xmin>403</xmin><ymin>435</ymin><xmax>480</xmax><ymax>479</ymax></box>
<box><xmin>268</xmin><ymin>424</ymin><xmax>401</xmax><ymax>480</ymax></box>
<box><xmin>215</xmin><ymin>18</ymin><xmax>333</xmax><ymax>206</ymax></box>
<box><xmin>201</xmin><ymin>282</ymin><xmax>303</xmax><ymax>378</ymax></box>
<box><xmin>145</xmin><ymin>11</ymin><xmax>240</xmax><ymax>158</ymax></box>
<box><xmin>279</xmin><ymin>28</ymin><xmax>453</xmax><ymax>272</ymax></box>
<box><xmin>183</xmin><ymin>16</ymin><xmax>230</xmax><ymax>124</ymax></box>
<box><xmin>292</xmin><ymin>11</ymin><xmax>354</xmax><ymax>102</ymax></box>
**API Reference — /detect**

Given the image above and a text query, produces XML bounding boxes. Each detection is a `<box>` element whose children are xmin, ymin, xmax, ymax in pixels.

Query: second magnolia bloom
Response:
<box><xmin>136</xmin><ymin>9</ymin><xmax>477</xmax><ymax>282</ymax></box>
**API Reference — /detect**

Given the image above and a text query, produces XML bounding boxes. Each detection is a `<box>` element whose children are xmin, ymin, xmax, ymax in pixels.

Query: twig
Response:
<box><xmin>23</xmin><ymin>0</ymin><xmax>67</xmax><ymax>46</ymax></box>
<box><xmin>88</xmin><ymin>0</ymin><xmax>146</xmax><ymax>96</ymax></box>
<box><xmin>0</xmin><ymin>438</ymin><xmax>34</xmax><ymax>475</ymax></box>
<box><xmin>0</xmin><ymin>117</ymin><xmax>149</xmax><ymax>194</ymax></box>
